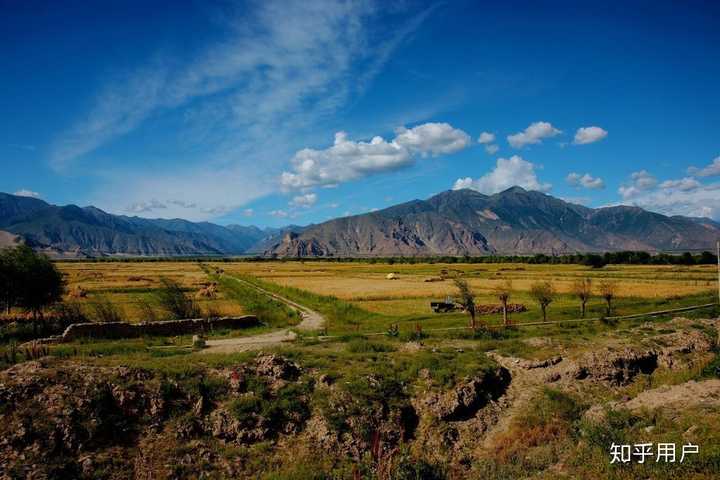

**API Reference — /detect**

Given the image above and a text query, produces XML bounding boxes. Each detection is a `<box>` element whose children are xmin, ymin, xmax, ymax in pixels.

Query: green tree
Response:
<box><xmin>530</xmin><ymin>281</ymin><xmax>555</xmax><ymax>321</ymax></box>
<box><xmin>571</xmin><ymin>277</ymin><xmax>592</xmax><ymax>318</ymax></box>
<box><xmin>598</xmin><ymin>280</ymin><xmax>618</xmax><ymax>316</ymax></box>
<box><xmin>453</xmin><ymin>277</ymin><xmax>477</xmax><ymax>330</ymax></box>
<box><xmin>2</xmin><ymin>245</ymin><xmax>64</xmax><ymax>332</ymax></box>
<box><xmin>496</xmin><ymin>280</ymin><xmax>513</xmax><ymax>326</ymax></box>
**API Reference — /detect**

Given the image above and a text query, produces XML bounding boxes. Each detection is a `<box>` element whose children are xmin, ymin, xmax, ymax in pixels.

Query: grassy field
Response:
<box><xmin>211</xmin><ymin>261</ymin><xmax>718</xmax><ymax>335</ymax></box>
<box><xmin>56</xmin><ymin>261</ymin><xmax>246</xmax><ymax>321</ymax></box>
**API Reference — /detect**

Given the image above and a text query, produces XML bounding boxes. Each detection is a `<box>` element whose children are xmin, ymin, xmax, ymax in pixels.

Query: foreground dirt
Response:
<box><xmin>1</xmin><ymin>316</ymin><xmax>717</xmax><ymax>479</ymax></box>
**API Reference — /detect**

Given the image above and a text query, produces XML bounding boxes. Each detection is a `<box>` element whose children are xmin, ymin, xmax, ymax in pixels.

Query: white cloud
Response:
<box><xmin>393</xmin><ymin>122</ymin><xmax>471</xmax><ymax>156</ymax></box>
<box><xmin>280</xmin><ymin>122</ymin><xmax>471</xmax><ymax>189</ymax></box>
<box><xmin>659</xmin><ymin>177</ymin><xmax>701</xmax><ymax>192</ymax></box>
<box><xmin>566</xmin><ymin>172</ymin><xmax>605</xmax><ymax>189</ymax></box>
<box><xmin>619</xmin><ymin>183</ymin><xmax>720</xmax><ymax>219</ymax></box>
<box><xmin>573</xmin><ymin>126</ymin><xmax>608</xmax><ymax>145</ymax></box>
<box><xmin>290</xmin><ymin>192</ymin><xmax>318</xmax><ymax>207</ymax></box>
<box><xmin>242</xmin><ymin>208</ymin><xmax>254</xmax><ymax>217</ymax></box>
<box><xmin>618</xmin><ymin>170</ymin><xmax>658</xmax><ymax>199</ymax></box>
<box><xmin>269</xmin><ymin>209</ymin><xmax>289</xmax><ymax>218</ymax></box>
<box><xmin>484</xmin><ymin>144</ymin><xmax>499</xmax><ymax>155</ymax></box>
<box><xmin>688</xmin><ymin>156</ymin><xmax>720</xmax><ymax>177</ymax></box>
<box><xmin>477</xmin><ymin>131</ymin><xmax>495</xmax><ymax>144</ymax></box>
<box><xmin>51</xmin><ymin>1</ymin><xmax>436</xmax><ymax>220</ymax></box>
<box><xmin>167</xmin><ymin>199</ymin><xmax>197</xmax><ymax>209</ymax></box>
<box><xmin>14</xmin><ymin>189</ymin><xmax>41</xmax><ymax>199</ymax></box>
<box><xmin>507</xmin><ymin>121</ymin><xmax>562</xmax><ymax>148</ymax></box>
<box><xmin>126</xmin><ymin>199</ymin><xmax>167</xmax><ymax>213</ymax></box>
<box><xmin>453</xmin><ymin>155</ymin><xmax>551</xmax><ymax>194</ymax></box>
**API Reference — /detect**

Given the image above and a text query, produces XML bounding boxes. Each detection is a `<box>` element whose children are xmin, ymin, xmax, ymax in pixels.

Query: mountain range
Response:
<box><xmin>266</xmin><ymin>187</ymin><xmax>720</xmax><ymax>256</ymax></box>
<box><xmin>1</xmin><ymin>188</ymin><xmax>718</xmax><ymax>257</ymax></box>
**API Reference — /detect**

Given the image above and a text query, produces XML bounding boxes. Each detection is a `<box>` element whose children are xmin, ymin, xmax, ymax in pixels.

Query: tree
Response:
<box><xmin>571</xmin><ymin>277</ymin><xmax>592</xmax><ymax>318</ymax></box>
<box><xmin>453</xmin><ymin>277</ymin><xmax>477</xmax><ymax>330</ymax></box>
<box><xmin>598</xmin><ymin>280</ymin><xmax>617</xmax><ymax>316</ymax></box>
<box><xmin>496</xmin><ymin>280</ymin><xmax>513</xmax><ymax>326</ymax></box>
<box><xmin>529</xmin><ymin>281</ymin><xmax>555</xmax><ymax>321</ymax></box>
<box><xmin>1</xmin><ymin>245</ymin><xmax>64</xmax><ymax>332</ymax></box>
<box><xmin>0</xmin><ymin>249</ymin><xmax>19</xmax><ymax>314</ymax></box>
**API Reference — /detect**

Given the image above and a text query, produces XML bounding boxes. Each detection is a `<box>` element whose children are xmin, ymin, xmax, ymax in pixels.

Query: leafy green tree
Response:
<box><xmin>530</xmin><ymin>281</ymin><xmax>555</xmax><ymax>321</ymax></box>
<box><xmin>453</xmin><ymin>277</ymin><xmax>477</xmax><ymax>330</ymax></box>
<box><xmin>1</xmin><ymin>245</ymin><xmax>64</xmax><ymax>331</ymax></box>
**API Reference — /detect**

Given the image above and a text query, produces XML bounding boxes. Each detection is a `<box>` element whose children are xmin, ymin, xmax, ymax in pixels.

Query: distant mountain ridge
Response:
<box><xmin>0</xmin><ymin>193</ymin><xmax>280</xmax><ymax>257</ymax></box>
<box><xmin>1</xmin><ymin>189</ymin><xmax>718</xmax><ymax>257</ymax></box>
<box><xmin>267</xmin><ymin>188</ymin><xmax>720</xmax><ymax>256</ymax></box>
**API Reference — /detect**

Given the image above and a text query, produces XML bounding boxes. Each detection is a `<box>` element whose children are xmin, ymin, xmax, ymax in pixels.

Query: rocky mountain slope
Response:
<box><xmin>268</xmin><ymin>187</ymin><xmax>720</xmax><ymax>256</ymax></box>
<box><xmin>0</xmin><ymin>193</ymin><xmax>276</xmax><ymax>257</ymax></box>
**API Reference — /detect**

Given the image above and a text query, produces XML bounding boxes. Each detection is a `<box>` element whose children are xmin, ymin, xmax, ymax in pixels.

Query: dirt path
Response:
<box><xmin>201</xmin><ymin>276</ymin><xmax>325</xmax><ymax>354</ymax></box>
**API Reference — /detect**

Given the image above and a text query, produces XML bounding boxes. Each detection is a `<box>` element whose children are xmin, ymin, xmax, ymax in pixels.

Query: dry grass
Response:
<box><xmin>57</xmin><ymin>262</ymin><xmax>244</xmax><ymax>322</ymax></box>
<box><xmin>214</xmin><ymin>261</ymin><xmax>717</xmax><ymax>315</ymax></box>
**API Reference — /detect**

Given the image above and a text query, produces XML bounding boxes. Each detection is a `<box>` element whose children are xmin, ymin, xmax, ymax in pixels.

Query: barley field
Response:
<box><xmin>213</xmin><ymin>261</ymin><xmax>718</xmax><ymax>316</ymax></box>
<box><xmin>57</xmin><ymin>261</ymin><xmax>245</xmax><ymax>321</ymax></box>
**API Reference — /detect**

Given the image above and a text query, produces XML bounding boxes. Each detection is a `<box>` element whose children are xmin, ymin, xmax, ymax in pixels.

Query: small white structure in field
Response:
<box><xmin>192</xmin><ymin>335</ymin><xmax>206</xmax><ymax>349</ymax></box>
<box><xmin>386</xmin><ymin>273</ymin><xmax>398</xmax><ymax>280</ymax></box>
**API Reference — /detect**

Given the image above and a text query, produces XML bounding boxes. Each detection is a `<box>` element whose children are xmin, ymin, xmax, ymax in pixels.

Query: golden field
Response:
<box><xmin>213</xmin><ymin>261</ymin><xmax>717</xmax><ymax>315</ymax></box>
<box><xmin>57</xmin><ymin>261</ymin><xmax>245</xmax><ymax>321</ymax></box>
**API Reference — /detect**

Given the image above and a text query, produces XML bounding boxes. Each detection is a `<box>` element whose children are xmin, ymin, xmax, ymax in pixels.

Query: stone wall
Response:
<box><xmin>59</xmin><ymin>315</ymin><xmax>260</xmax><ymax>342</ymax></box>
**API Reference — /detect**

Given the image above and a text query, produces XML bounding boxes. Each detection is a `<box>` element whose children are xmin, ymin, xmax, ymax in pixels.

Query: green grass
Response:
<box><xmin>216</xmin><ymin>274</ymin><xmax>300</xmax><ymax>328</ymax></box>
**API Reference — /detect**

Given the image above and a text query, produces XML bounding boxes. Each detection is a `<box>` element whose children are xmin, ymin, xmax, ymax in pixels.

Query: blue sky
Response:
<box><xmin>2</xmin><ymin>0</ymin><xmax>720</xmax><ymax>227</ymax></box>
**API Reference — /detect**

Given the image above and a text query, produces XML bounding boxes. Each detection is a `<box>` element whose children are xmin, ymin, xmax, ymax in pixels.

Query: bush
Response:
<box><xmin>155</xmin><ymin>277</ymin><xmax>200</xmax><ymax>319</ymax></box>
<box><xmin>89</xmin><ymin>296</ymin><xmax>124</xmax><ymax>323</ymax></box>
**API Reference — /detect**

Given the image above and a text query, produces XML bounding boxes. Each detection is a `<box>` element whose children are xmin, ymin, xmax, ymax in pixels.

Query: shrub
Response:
<box><xmin>155</xmin><ymin>277</ymin><xmax>200</xmax><ymax>319</ymax></box>
<box><xmin>89</xmin><ymin>296</ymin><xmax>124</xmax><ymax>323</ymax></box>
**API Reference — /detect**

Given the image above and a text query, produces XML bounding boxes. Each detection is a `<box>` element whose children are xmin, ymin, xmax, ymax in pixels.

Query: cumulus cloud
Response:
<box><xmin>453</xmin><ymin>155</ymin><xmax>551</xmax><ymax>194</ymax></box>
<box><xmin>280</xmin><ymin>122</ymin><xmax>471</xmax><ymax>189</ymax></box>
<box><xmin>394</xmin><ymin>122</ymin><xmax>471</xmax><ymax>156</ymax></box>
<box><xmin>688</xmin><ymin>156</ymin><xmax>720</xmax><ymax>177</ymax></box>
<box><xmin>477</xmin><ymin>132</ymin><xmax>495</xmax><ymax>144</ymax></box>
<box><xmin>566</xmin><ymin>172</ymin><xmax>605</xmax><ymax>189</ymax></box>
<box><xmin>484</xmin><ymin>144</ymin><xmax>499</xmax><ymax>155</ymax></box>
<box><xmin>573</xmin><ymin>126</ymin><xmax>608</xmax><ymax>145</ymax></box>
<box><xmin>618</xmin><ymin>170</ymin><xmax>658</xmax><ymax>199</ymax></box>
<box><xmin>126</xmin><ymin>199</ymin><xmax>167</xmax><ymax>213</ymax></box>
<box><xmin>619</xmin><ymin>183</ymin><xmax>720</xmax><ymax>219</ymax></box>
<box><xmin>14</xmin><ymin>189</ymin><xmax>41</xmax><ymax>198</ymax></box>
<box><xmin>290</xmin><ymin>192</ymin><xmax>318</xmax><ymax>207</ymax></box>
<box><xmin>507</xmin><ymin>121</ymin><xmax>561</xmax><ymax>149</ymax></box>
<box><xmin>51</xmin><ymin>1</ymin><xmax>437</xmax><ymax>220</ymax></box>
<box><xmin>659</xmin><ymin>177</ymin><xmax>701</xmax><ymax>192</ymax></box>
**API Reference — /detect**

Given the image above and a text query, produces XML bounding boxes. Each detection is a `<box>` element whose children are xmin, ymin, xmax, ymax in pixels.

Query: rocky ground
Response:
<box><xmin>0</xmin><ymin>317</ymin><xmax>718</xmax><ymax>479</ymax></box>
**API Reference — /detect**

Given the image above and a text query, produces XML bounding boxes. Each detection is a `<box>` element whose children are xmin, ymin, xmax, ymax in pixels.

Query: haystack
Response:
<box><xmin>196</xmin><ymin>282</ymin><xmax>218</xmax><ymax>299</ymax></box>
<box><xmin>386</xmin><ymin>273</ymin><xmax>398</xmax><ymax>280</ymax></box>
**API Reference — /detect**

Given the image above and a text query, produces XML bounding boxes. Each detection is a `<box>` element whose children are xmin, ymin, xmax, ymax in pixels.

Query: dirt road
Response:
<box><xmin>201</xmin><ymin>276</ymin><xmax>325</xmax><ymax>354</ymax></box>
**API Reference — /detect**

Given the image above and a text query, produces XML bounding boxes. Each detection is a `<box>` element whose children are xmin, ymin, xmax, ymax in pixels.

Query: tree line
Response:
<box><xmin>55</xmin><ymin>250</ymin><xmax>719</xmax><ymax>266</ymax></box>
<box><xmin>452</xmin><ymin>277</ymin><xmax>618</xmax><ymax>329</ymax></box>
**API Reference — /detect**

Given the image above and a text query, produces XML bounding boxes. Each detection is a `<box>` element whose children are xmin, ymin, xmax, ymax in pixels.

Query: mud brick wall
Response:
<box><xmin>60</xmin><ymin>315</ymin><xmax>260</xmax><ymax>341</ymax></box>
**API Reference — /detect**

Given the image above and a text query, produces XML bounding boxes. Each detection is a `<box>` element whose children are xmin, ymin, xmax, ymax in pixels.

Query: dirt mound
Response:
<box><xmin>624</xmin><ymin>379</ymin><xmax>720</xmax><ymax>411</ymax></box>
<box><xmin>572</xmin><ymin>348</ymin><xmax>658</xmax><ymax>385</ymax></box>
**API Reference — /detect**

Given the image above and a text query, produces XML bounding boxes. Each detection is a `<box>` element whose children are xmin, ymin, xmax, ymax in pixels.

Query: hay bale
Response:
<box><xmin>386</xmin><ymin>273</ymin><xmax>398</xmax><ymax>280</ymax></box>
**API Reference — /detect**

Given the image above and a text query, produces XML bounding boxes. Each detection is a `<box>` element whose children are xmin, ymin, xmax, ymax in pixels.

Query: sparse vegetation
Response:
<box><xmin>155</xmin><ymin>277</ymin><xmax>201</xmax><ymax>319</ymax></box>
<box><xmin>572</xmin><ymin>277</ymin><xmax>592</xmax><ymax>318</ymax></box>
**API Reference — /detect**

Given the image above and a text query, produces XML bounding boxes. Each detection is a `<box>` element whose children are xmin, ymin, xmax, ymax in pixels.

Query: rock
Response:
<box><xmin>427</xmin><ymin>368</ymin><xmax>511</xmax><ymax>421</ymax></box>
<box><xmin>573</xmin><ymin>348</ymin><xmax>658</xmax><ymax>385</ymax></box>
<box><xmin>255</xmin><ymin>355</ymin><xmax>300</xmax><ymax>381</ymax></box>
